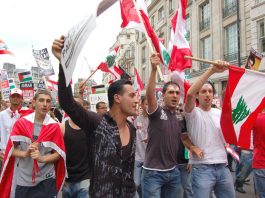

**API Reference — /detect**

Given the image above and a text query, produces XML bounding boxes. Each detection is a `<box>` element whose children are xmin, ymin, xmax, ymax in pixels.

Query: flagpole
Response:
<box><xmin>132</xmin><ymin>0</ymin><xmax>164</xmax><ymax>81</ymax></box>
<box><xmin>184</xmin><ymin>56</ymin><xmax>219</xmax><ymax>65</ymax></box>
<box><xmin>80</xmin><ymin>69</ymin><xmax>98</xmax><ymax>88</ymax></box>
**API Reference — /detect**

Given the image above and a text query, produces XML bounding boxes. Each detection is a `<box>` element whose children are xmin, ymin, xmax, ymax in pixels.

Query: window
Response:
<box><xmin>158</xmin><ymin>7</ymin><xmax>164</xmax><ymax>21</ymax></box>
<box><xmin>256</xmin><ymin>0</ymin><xmax>265</xmax><ymax>4</ymax></box>
<box><xmin>258</xmin><ymin>19</ymin><xmax>265</xmax><ymax>52</ymax></box>
<box><xmin>142</xmin><ymin>67</ymin><xmax>146</xmax><ymax>85</ymax></box>
<box><xmin>142</xmin><ymin>46</ymin><xmax>146</xmax><ymax>64</ymax></box>
<box><xmin>223</xmin><ymin>0</ymin><xmax>237</xmax><ymax>18</ymax></box>
<box><xmin>186</xmin><ymin>14</ymin><xmax>191</xmax><ymax>41</ymax></box>
<box><xmin>169</xmin><ymin>0</ymin><xmax>173</xmax><ymax>13</ymax></box>
<box><xmin>224</xmin><ymin>23</ymin><xmax>238</xmax><ymax>61</ymax></box>
<box><xmin>200</xmin><ymin>2</ymin><xmax>210</xmax><ymax>31</ymax></box>
<box><xmin>151</xmin><ymin>15</ymin><xmax>155</xmax><ymax>27</ymax></box>
<box><xmin>200</xmin><ymin>36</ymin><xmax>212</xmax><ymax>69</ymax></box>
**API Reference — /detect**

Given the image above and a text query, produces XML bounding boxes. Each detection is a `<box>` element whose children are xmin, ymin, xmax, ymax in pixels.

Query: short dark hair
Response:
<box><xmin>96</xmin><ymin>101</ymin><xmax>106</xmax><ymax>109</ymax></box>
<box><xmin>33</xmin><ymin>89</ymin><xmax>51</xmax><ymax>100</ymax></box>
<box><xmin>162</xmin><ymin>81</ymin><xmax>180</xmax><ymax>94</ymax></box>
<box><xmin>108</xmin><ymin>79</ymin><xmax>132</xmax><ymax>108</ymax></box>
<box><xmin>204</xmin><ymin>80</ymin><xmax>216</xmax><ymax>95</ymax></box>
<box><xmin>140</xmin><ymin>95</ymin><xmax>147</xmax><ymax>103</ymax></box>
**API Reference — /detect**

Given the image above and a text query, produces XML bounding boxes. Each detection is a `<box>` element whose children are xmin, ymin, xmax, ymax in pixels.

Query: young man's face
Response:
<box><xmin>9</xmin><ymin>94</ymin><xmax>23</xmax><ymax>107</ymax></box>
<box><xmin>117</xmin><ymin>84</ymin><xmax>139</xmax><ymax>117</ymax></box>
<box><xmin>33</xmin><ymin>94</ymin><xmax>52</xmax><ymax>116</ymax></box>
<box><xmin>198</xmin><ymin>83</ymin><xmax>214</xmax><ymax>110</ymax></box>
<box><xmin>163</xmin><ymin>84</ymin><xmax>180</xmax><ymax>110</ymax></box>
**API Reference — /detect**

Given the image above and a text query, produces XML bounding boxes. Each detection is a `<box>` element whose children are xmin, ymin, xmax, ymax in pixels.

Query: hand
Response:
<box><xmin>186</xmin><ymin>164</ymin><xmax>192</xmax><ymax>173</ymax></box>
<box><xmin>0</xmin><ymin>151</ymin><xmax>5</xmax><ymax>160</ymax></box>
<box><xmin>150</xmin><ymin>53</ymin><xmax>161</xmax><ymax>70</ymax></box>
<box><xmin>211</xmin><ymin>60</ymin><xmax>229</xmax><ymax>73</ymax></box>
<box><xmin>52</xmin><ymin>35</ymin><xmax>65</xmax><ymax>61</ymax></box>
<box><xmin>78</xmin><ymin>81</ymin><xmax>86</xmax><ymax>94</ymax></box>
<box><xmin>190</xmin><ymin>145</ymin><xmax>204</xmax><ymax>160</ymax></box>
<box><xmin>30</xmin><ymin>148</ymin><xmax>45</xmax><ymax>163</ymax></box>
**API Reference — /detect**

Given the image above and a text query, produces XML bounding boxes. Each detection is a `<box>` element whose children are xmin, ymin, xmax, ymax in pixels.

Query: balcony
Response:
<box><xmin>199</xmin><ymin>18</ymin><xmax>210</xmax><ymax>31</ymax></box>
<box><xmin>224</xmin><ymin>51</ymin><xmax>238</xmax><ymax>62</ymax></box>
<box><xmin>223</xmin><ymin>2</ymin><xmax>237</xmax><ymax>18</ymax></box>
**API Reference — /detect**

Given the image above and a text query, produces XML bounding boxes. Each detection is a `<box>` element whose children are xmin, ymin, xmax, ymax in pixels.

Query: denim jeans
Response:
<box><xmin>179</xmin><ymin>164</ymin><xmax>193</xmax><ymax>198</ymax></box>
<box><xmin>253</xmin><ymin>169</ymin><xmax>265</xmax><ymax>198</ymax></box>
<box><xmin>134</xmin><ymin>160</ymin><xmax>144</xmax><ymax>198</ymax></box>
<box><xmin>141</xmin><ymin>167</ymin><xmax>181</xmax><ymax>198</ymax></box>
<box><xmin>191</xmin><ymin>164</ymin><xmax>235</xmax><ymax>198</ymax></box>
<box><xmin>235</xmin><ymin>151</ymin><xmax>253</xmax><ymax>188</ymax></box>
<box><xmin>62</xmin><ymin>179</ymin><xmax>90</xmax><ymax>198</ymax></box>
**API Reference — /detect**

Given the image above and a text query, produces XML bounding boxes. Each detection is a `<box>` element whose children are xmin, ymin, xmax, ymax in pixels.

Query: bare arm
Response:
<box><xmin>181</xmin><ymin>133</ymin><xmax>204</xmax><ymax>159</ymax></box>
<box><xmin>30</xmin><ymin>148</ymin><xmax>60</xmax><ymax>163</ymax></box>
<box><xmin>185</xmin><ymin>61</ymin><xmax>228</xmax><ymax>113</ymax></box>
<box><xmin>146</xmin><ymin>54</ymin><xmax>161</xmax><ymax>113</ymax></box>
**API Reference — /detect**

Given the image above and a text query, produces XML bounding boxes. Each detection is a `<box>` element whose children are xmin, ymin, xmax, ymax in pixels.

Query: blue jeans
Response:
<box><xmin>253</xmin><ymin>169</ymin><xmax>265</xmax><ymax>198</ymax></box>
<box><xmin>191</xmin><ymin>164</ymin><xmax>235</xmax><ymax>198</ymax></box>
<box><xmin>134</xmin><ymin>160</ymin><xmax>144</xmax><ymax>198</ymax></box>
<box><xmin>62</xmin><ymin>179</ymin><xmax>90</xmax><ymax>198</ymax></box>
<box><xmin>141</xmin><ymin>167</ymin><xmax>181</xmax><ymax>198</ymax></box>
<box><xmin>235</xmin><ymin>151</ymin><xmax>253</xmax><ymax>187</ymax></box>
<box><xmin>179</xmin><ymin>164</ymin><xmax>193</xmax><ymax>198</ymax></box>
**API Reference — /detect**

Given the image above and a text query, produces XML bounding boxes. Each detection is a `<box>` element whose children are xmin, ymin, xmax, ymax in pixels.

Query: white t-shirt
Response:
<box><xmin>185</xmin><ymin>107</ymin><xmax>227</xmax><ymax>164</ymax></box>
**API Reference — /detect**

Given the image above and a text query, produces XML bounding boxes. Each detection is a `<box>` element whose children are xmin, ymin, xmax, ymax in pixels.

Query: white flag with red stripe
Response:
<box><xmin>168</xmin><ymin>0</ymin><xmax>192</xmax><ymax>71</ymax></box>
<box><xmin>120</xmin><ymin>0</ymin><xmax>170</xmax><ymax>66</ymax></box>
<box><xmin>221</xmin><ymin>65</ymin><xmax>265</xmax><ymax>149</ymax></box>
<box><xmin>133</xmin><ymin>68</ymin><xmax>144</xmax><ymax>95</ymax></box>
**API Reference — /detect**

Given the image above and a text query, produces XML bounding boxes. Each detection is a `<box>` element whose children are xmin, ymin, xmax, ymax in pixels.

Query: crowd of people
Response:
<box><xmin>0</xmin><ymin>36</ymin><xmax>264</xmax><ymax>198</ymax></box>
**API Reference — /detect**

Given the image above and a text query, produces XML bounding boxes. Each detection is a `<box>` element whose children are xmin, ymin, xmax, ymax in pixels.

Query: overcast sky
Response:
<box><xmin>0</xmin><ymin>0</ymin><xmax>122</xmax><ymax>83</ymax></box>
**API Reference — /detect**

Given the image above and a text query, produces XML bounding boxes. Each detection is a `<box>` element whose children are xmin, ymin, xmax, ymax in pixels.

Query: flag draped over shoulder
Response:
<box><xmin>97</xmin><ymin>46</ymin><xmax>124</xmax><ymax>79</ymax></box>
<box><xmin>0</xmin><ymin>113</ymin><xmax>66</xmax><ymax>198</ymax></box>
<box><xmin>0</xmin><ymin>39</ymin><xmax>13</xmax><ymax>55</ymax></box>
<box><xmin>168</xmin><ymin>0</ymin><xmax>192</xmax><ymax>71</ymax></box>
<box><xmin>120</xmin><ymin>0</ymin><xmax>170</xmax><ymax>66</ymax></box>
<box><xmin>221</xmin><ymin>65</ymin><xmax>265</xmax><ymax>149</ymax></box>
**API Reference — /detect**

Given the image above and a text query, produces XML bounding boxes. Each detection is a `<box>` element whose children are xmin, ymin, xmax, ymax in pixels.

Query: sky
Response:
<box><xmin>0</xmin><ymin>0</ymin><xmax>122</xmax><ymax>84</ymax></box>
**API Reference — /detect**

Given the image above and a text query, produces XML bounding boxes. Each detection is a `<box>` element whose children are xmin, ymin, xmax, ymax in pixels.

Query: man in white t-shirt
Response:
<box><xmin>184</xmin><ymin>62</ymin><xmax>235</xmax><ymax>198</ymax></box>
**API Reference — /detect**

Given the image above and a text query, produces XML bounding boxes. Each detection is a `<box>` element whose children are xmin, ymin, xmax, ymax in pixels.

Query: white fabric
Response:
<box><xmin>185</xmin><ymin>107</ymin><xmax>227</xmax><ymax>164</ymax></box>
<box><xmin>0</xmin><ymin>108</ymin><xmax>21</xmax><ymax>150</ymax></box>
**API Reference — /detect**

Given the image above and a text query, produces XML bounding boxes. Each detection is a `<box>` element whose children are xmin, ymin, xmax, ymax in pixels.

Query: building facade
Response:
<box><xmin>134</xmin><ymin>0</ymin><xmax>265</xmax><ymax>100</ymax></box>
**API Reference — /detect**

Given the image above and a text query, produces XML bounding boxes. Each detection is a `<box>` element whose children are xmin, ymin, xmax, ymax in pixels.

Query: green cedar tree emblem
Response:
<box><xmin>232</xmin><ymin>96</ymin><xmax>251</xmax><ymax>124</ymax></box>
<box><xmin>162</xmin><ymin>50</ymin><xmax>170</xmax><ymax>66</ymax></box>
<box><xmin>106</xmin><ymin>55</ymin><xmax>115</xmax><ymax>67</ymax></box>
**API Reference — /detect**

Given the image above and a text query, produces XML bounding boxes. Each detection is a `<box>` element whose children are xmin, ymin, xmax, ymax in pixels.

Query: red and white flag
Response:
<box><xmin>168</xmin><ymin>0</ymin><xmax>192</xmax><ymax>71</ymax></box>
<box><xmin>133</xmin><ymin>68</ymin><xmax>144</xmax><ymax>95</ymax></box>
<box><xmin>0</xmin><ymin>39</ymin><xmax>13</xmax><ymax>55</ymax></box>
<box><xmin>120</xmin><ymin>0</ymin><xmax>170</xmax><ymax>66</ymax></box>
<box><xmin>0</xmin><ymin>113</ymin><xmax>66</xmax><ymax>197</ymax></box>
<box><xmin>97</xmin><ymin>46</ymin><xmax>124</xmax><ymax>80</ymax></box>
<box><xmin>221</xmin><ymin>65</ymin><xmax>265</xmax><ymax>149</ymax></box>
<box><xmin>46</xmin><ymin>78</ymin><xmax>58</xmax><ymax>91</ymax></box>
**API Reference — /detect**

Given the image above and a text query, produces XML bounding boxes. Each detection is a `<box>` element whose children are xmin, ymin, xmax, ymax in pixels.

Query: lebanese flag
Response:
<box><xmin>221</xmin><ymin>65</ymin><xmax>265</xmax><ymax>149</ymax></box>
<box><xmin>0</xmin><ymin>39</ymin><xmax>13</xmax><ymax>55</ymax></box>
<box><xmin>168</xmin><ymin>0</ymin><xmax>192</xmax><ymax>71</ymax></box>
<box><xmin>46</xmin><ymin>79</ymin><xmax>58</xmax><ymax>91</ymax></box>
<box><xmin>97</xmin><ymin>46</ymin><xmax>124</xmax><ymax>79</ymax></box>
<box><xmin>133</xmin><ymin>68</ymin><xmax>144</xmax><ymax>95</ymax></box>
<box><xmin>170</xmin><ymin>70</ymin><xmax>190</xmax><ymax>101</ymax></box>
<box><xmin>0</xmin><ymin>112</ymin><xmax>66</xmax><ymax>198</ymax></box>
<box><xmin>120</xmin><ymin>0</ymin><xmax>170</xmax><ymax>66</ymax></box>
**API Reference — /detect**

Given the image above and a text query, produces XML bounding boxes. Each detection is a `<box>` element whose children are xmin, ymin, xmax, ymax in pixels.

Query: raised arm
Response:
<box><xmin>51</xmin><ymin>36</ymin><xmax>101</xmax><ymax>133</ymax></box>
<box><xmin>185</xmin><ymin>61</ymin><xmax>228</xmax><ymax>113</ymax></box>
<box><xmin>146</xmin><ymin>53</ymin><xmax>161</xmax><ymax>113</ymax></box>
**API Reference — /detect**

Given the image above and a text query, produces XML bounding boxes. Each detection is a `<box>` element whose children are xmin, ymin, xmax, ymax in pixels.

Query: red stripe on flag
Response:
<box><xmin>221</xmin><ymin>65</ymin><xmax>245</xmax><ymax>146</ymax></box>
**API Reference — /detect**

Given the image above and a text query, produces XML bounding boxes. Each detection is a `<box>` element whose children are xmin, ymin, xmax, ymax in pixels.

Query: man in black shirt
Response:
<box><xmin>52</xmin><ymin>36</ymin><xmax>139</xmax><ymax>198</ymax></box>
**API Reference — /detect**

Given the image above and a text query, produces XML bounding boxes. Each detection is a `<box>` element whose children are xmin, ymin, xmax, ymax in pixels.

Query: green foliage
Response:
<box><xmin>232</xmin><ymin>96</ymin><xmax>251</xmax><ymax>124</ymax></box>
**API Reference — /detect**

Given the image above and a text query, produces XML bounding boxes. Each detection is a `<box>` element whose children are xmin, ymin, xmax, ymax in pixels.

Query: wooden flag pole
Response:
<box><xmin>80</xmin><ymin>69</ymin><xmax>98</xmax><ymax>88</ymax></box>
<box><xmin>132</xmin><ymin>0</ymin><xmax>164</xmax><ymax>81</ymax></box>
<box><xmin>184</xmin><ymin>56</ymin><xmax>219</xmax><ymax>65</ymax></box>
